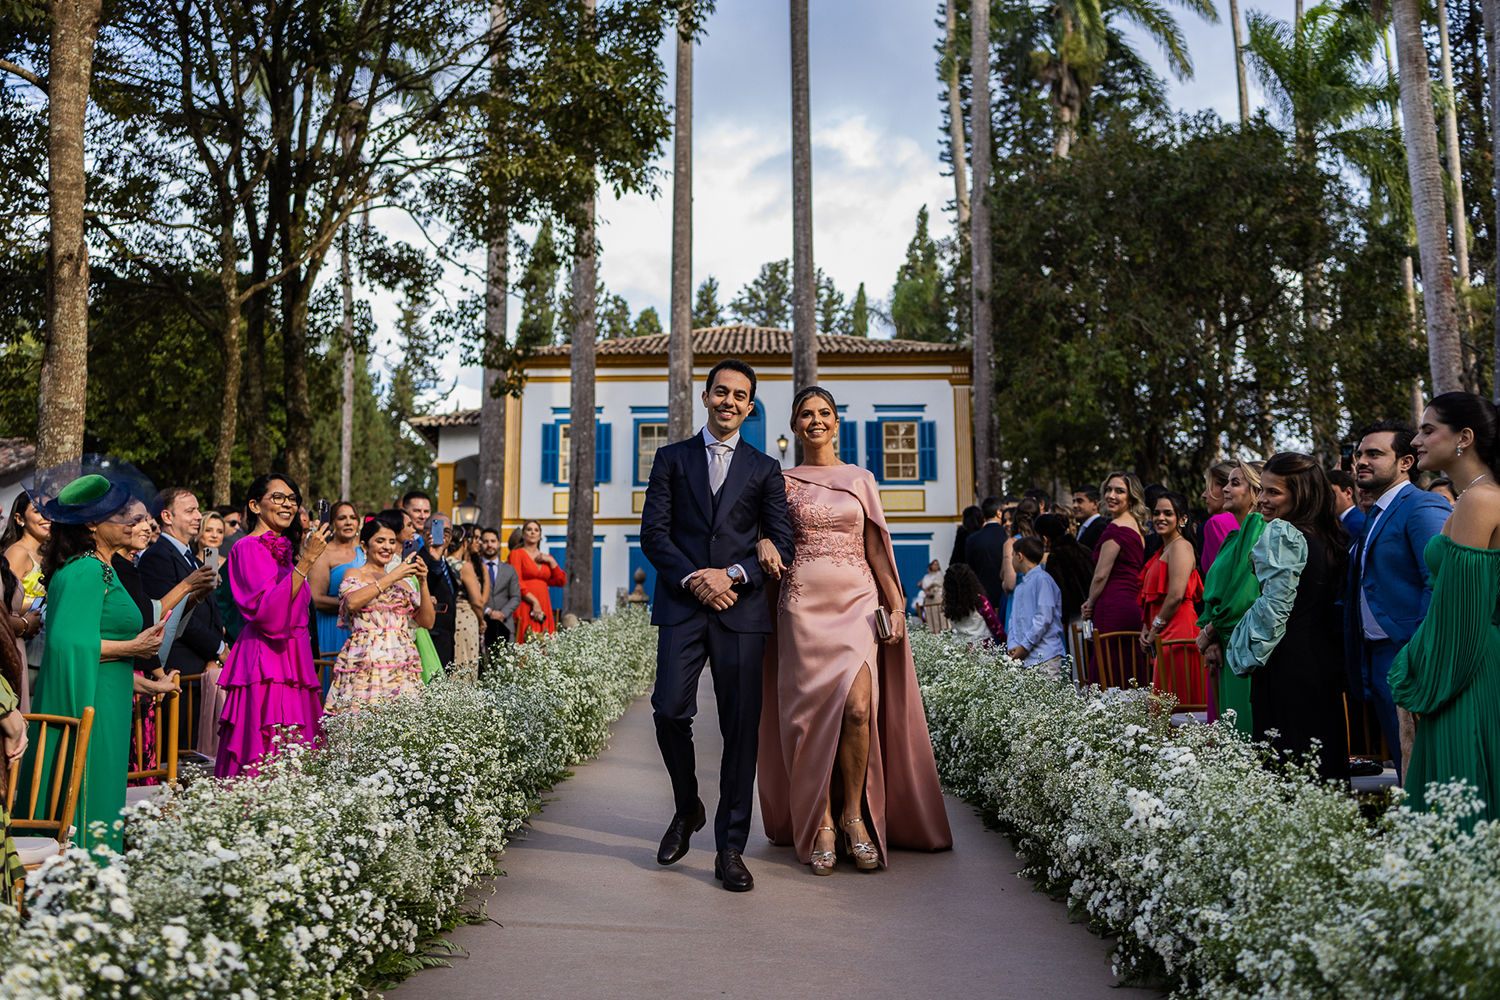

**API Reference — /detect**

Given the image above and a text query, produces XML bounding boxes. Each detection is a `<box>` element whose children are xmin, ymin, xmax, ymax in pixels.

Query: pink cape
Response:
<box><xmin>758</xmin><ymin>463</ymin><xmax>953</xmax><ymax>864</ymax></box>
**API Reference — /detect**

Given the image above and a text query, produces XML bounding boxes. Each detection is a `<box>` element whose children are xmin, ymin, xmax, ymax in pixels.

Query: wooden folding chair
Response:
<box><xmin>922</xmin><ymin>601</ymin><xmax>949</xmax><ymax>634</ymax></box>
<box><xmin>126</xmin><ymin>689</ymin><xmax>180</xmax><ymax>806</ymax></box>
<box><xmin>6</xmin><ymin>708</ymin><xmax>96</xmax><ymax>869</ymax></box>
<box><xmin>175</xmin><ymin>672</ymin><xmax>203</xmax><ymax>754</ymax></box>
<box><xmin>1091</xmin><ymin>630</ymin><xmax>1147</xmax><ymax>690</ymax></box>
<box><xmin>316</xmin><ymin>655</ymin><xmax>338</xmax><ymax>700</ymax></box>
<box><xmin>1153</xmin><ymin>637</ymin><xmax>1208</xmax><ymax>713</ymax></box>
<box><xmin>1068</xmin><ymin>623</ymin><xmax>1088</xmax><ymax>685</ymax></box>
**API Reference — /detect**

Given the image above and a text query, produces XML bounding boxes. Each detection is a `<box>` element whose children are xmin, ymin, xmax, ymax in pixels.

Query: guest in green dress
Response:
<box><xmin>1391</xmin><ymin>392</ymin><xmax>1500</xmax><ymax>823</ymax></box>
<box><xmin>1196</xmin><ymin>461</ymin><xmax>1265</xmax><ymax>736</ymax></box>
<box><xmin>19</xmin><ymin>476</ymin><xmax>180</xmax><ymax>859</ymax></box>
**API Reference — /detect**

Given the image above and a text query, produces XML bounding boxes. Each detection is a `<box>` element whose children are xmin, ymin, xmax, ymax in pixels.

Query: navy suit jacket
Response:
<box><xmin>1339</xmin><ymin>505</ymin><xmax>1366</xmax><ymax>540</ymax></box>
<box><xmin>1343</xmin><ymin>483</ymin><xmax>1450</xmax><ymax>697</ymax></box>
<box><xmin>640</xmin><ymin>433</ymin><xmax>794</xmax><ymax>633</ymax></box>
<box><xmin>137</xmin><ymin>535</ymin><xmax>224</xmax><ymax>674</ymax></box>
<box><xmin>965</xmin><ymin>522</ymin><xmax>1009</xmax><ymax>608</ymax></box>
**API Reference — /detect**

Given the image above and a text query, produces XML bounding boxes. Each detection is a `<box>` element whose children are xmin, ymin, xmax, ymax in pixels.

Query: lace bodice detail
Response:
<box><xmin>781</xmin><ymin>477</ymin><xmax>874</xmax><ymax>614</ymax></box>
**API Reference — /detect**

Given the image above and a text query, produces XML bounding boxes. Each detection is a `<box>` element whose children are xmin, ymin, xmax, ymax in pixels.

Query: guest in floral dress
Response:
<box><xmin>324</xmin><ymin>512</ymin><xmax>433</xmax><ymax>715</ymax></box>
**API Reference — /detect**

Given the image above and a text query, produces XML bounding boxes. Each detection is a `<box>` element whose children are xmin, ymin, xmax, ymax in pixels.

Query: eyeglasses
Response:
<box><xmin>261</xmin><ymin>492</ymin><xmax>301</xmax><ymax>508</ymax></box>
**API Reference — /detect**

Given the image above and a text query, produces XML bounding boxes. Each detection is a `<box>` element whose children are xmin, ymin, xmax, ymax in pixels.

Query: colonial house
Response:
<box><xmin>408</xmin><ymin>326</ymin><xmax>973</xmax><ymax>616</ymax></box>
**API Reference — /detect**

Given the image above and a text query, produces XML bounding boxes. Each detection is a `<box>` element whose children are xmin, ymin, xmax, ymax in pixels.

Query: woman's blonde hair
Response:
<box><xmin>1234</xmin><ymin>459</ymin><xmax>1264</xmax><ymax>493</ymax></box>
<box><xmin>1101</xmin><ymin>471</ymin><xmax>1150</xmax><ymax>531</ymax></box>
<box><xmin>1207</xmin><ymin>460</ymin><xmax>1236</xmax><ymax>491</ymax></box>
<box><xmin>193</xmin><ymin>511</ymin><xmax>225</xmax><ymax>557</ymax></box>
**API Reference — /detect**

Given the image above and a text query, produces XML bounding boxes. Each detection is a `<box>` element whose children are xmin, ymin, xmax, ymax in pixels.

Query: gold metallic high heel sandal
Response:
<box><xmin>842</xmin><ymin>817</ymin><xmax>879</xmax><ymax>870</ymax></box>
<box><xmin>810</xmin><ymin>826</ymin><xmax>836</xmax><ymax>875</ymax></box>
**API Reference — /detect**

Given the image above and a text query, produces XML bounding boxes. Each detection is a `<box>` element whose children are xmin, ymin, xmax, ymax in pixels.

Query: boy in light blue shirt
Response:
<box><xmin>1007</xmin><ymin>537</ymin><xmax>1066</xmax><ymax>675</ymax></box>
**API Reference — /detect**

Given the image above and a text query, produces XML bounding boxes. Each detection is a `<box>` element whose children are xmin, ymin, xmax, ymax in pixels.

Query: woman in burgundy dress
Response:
<box><xmin>1082</xmin><ymin>471</ymin><xmax>1148</xmax><ymax>686</ymax></box>
<box><xmin>755</xmin><ymin>386</ymin><xmax>952</xmax><ymax>875</ymax></box>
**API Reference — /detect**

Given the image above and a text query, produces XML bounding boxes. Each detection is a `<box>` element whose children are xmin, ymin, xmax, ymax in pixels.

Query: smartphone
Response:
<box><xmin>205</xmin><ymin>550</ymin><xmax>220</xmax><ymax>576</ymax></box>
<box><xmin>318</xmin><ymin>499</ymin><xmax>331</xmax><ymax>526</ymax></box>
<box><xmin>401</xmin><ymin>538</ymin><xmax>423</xmax><ymax>560</ymax></box>
<box><xmin>431</xmin><ymin>519</ymin><xmax>445</xmax><ymax>548</ymax></box>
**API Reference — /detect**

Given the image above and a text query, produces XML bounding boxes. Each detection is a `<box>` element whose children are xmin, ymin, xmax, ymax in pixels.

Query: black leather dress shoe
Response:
<box><xmin>714</xmin><ymin>849</ymin><xmax>754</xmax><ymax>892</ymax></box>
<box><xmin>657</xmin><ymin>799</ymin><xmax>706</xmax><ymax>865</ymax></box>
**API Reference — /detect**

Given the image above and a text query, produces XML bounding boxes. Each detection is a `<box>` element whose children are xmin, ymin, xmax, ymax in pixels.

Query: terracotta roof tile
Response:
<box><xmin>532</xmin><ymin>325</ymin><xmax>965</xmax><ymax>359</ymax></box>
<box><xmin>0</xmin><ymin>438</ymin><xmax>35</xmax><ymax>479</ymax></box>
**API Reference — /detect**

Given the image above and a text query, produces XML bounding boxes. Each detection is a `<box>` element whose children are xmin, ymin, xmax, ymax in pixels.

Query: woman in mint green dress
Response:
<box><xmin>19</xmin><ymin>477</ymin><xmax>179</xmax><ymax>858</ymax></box>
<box><xmin>1391</xmin><ymin>393</ymin><xmax>1500</xmax><ymax>823</ymax></box>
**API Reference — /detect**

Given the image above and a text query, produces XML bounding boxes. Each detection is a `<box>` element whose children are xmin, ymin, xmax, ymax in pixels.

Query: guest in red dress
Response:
<box><xmin>1139</xmin><ymin>491</ymin><xmax>1205</xmax><ymax>705</ymax></box>
<box><xmin>507</xmin><ymin>520</ymin><xmax>566</xmax><ymax>642</ymax></box>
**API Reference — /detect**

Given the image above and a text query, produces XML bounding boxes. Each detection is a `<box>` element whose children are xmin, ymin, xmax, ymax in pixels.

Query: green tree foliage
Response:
<box><xmin>632</xmin><ymin>306</ymin><xmax>663</xmax><ymax>337</ymax></box>
<box><xmin>850</xmin><ymin>282</ymin><xmax>869</xmax><ymax>336</ymax></box>
<box><xmin>692</xmin><ymin>276</ymin><xmax>724</xmax><ymax>327</ymax></box>
<box><xmin>816</xmin><ymin>271</ymin><xmax>849</xmax><ymax>335</ymax></box>
<box><xmin>729</xmin><ymin>259</ymin><xmax>792</xmax><ymax>327</ymax></box>
<box><xmin>515</xmin><ymin>220</ymin><xmax>562</xmax><ymax>350</ymax></box>
<box><xmin>985</xmin><ymin>114</ymin><xmax>1421</xmax><ymax>493</ymax></box>
<box><xmin>889</xmin><ymin>206</ymin><xmax>957</xmax><ymax>342</ymax></box>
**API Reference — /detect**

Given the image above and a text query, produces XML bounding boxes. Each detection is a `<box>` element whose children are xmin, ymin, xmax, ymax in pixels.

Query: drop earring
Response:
<box><xmin>1458</xmin><ymin>444</ymin><xmax>1465</xmax><ymax>457</ymax></box>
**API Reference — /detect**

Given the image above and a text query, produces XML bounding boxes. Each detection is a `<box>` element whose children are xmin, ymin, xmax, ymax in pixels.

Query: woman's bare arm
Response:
<box><xmin>863</xmin><ymin>520</ymin><xmax>907</xmax><ymax>642</ymax></box>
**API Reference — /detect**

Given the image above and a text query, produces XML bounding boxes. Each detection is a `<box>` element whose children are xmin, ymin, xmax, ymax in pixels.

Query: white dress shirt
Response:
<box><xmin>1359</xmin><ymin>478</ymin><xmax>1413</xmax><ymax>641</ymax></box>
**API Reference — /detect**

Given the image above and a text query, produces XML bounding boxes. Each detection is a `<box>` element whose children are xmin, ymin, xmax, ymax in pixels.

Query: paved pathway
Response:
<box><xmin>390</xmin><ymin>675</ymin><xmax>1123</xmax><ymax>999</ymax></box>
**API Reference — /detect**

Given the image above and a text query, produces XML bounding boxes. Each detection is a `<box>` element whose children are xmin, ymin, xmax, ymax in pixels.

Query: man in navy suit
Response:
<box><xmin>965</xmin><ymin>496</ymin><xmax>1009</xmax><ymax>609</ymax></box>
<box><xmin>1328</xmin><ymin>468</ymin><xmax>1366</xmax><ymax>539</ymax></box>
<box><xmin>139</xmin><ymin>488</ymin><xmax>223</xmax><ymax>733</ymax></box>
<box><xmin>640</xmin><ymin>358</ymin><xmax>794</xmax><ymax>892</ymax></box>
<box><xmin>1346</xmin><ymin>421</ymin><xmax>1450</xmax><ymax>777</ymax></box>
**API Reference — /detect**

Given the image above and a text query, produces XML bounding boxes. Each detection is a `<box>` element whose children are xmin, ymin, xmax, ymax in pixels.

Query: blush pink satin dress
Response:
<box><xmin>758</xmin><ymin>464</ymin><xmax>952</xmax><ymax>866</ymax></box>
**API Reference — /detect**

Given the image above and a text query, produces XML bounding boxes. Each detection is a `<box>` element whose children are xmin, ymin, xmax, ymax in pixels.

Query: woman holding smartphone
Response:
<box><xmin>324</xmin><ymin>511</ymin><xmax>433</xmax><ymax>714</ymax></box>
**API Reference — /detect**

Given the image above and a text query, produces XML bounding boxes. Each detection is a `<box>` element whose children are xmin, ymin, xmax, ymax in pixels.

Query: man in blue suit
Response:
<box><xmin>1328</xmin><ymin>468</ymin><xmax>1366</xmax><ymax>539</ymax></box>
<box><xmin>1346</xmin><ymin>420</ymin><xmax>1450</xmax><ymax>778</ymax></box>
<box><xmin>640</xmin><ymin>358</ymin><xmax>794</xmax><ymax>892</ymax></box>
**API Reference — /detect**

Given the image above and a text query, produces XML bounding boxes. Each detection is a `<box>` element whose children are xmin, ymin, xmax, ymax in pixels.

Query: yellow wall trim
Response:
<box><xmin>879</xmin><ymin>489</ymin><xmax>926</xmax><ymax>512</ymax></box>
<box><xmin>632</xmin><ymin>491</ymin><xmax>647</xmax><ymax>513</ymax></box>
<box><xmin>953</xmin><ymin>385</ymin><xmax>973</xmax><ymax>508</ymax></box>
<box><xmin>552</xmin><ymin>491</ymin><xmax>601</xmax><ymax>515</ymax></box>
<box><xmin>503</xmin><ymin>396</ymin><xmax>523</xmax><ymax>522</ymax></box>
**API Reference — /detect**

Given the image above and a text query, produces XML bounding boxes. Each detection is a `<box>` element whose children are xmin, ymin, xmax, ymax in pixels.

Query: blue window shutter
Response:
<box><xmin>919</xmin><ymin>421</ymin><xmax>937</xmax><ymax>481</ymax></box>
<box><xmin>839</xmin><ymin>421</ymin><xmax>858</xmax><ymax>465</ymax></box>
<box><xmin>541</xmin><ymin>423</ymin><xmax>559</xmax><ymax>483</ymax></box>
<box><xmin>865</xmin><ymin>421</ymin><xmax>884</xmax><ymax>482</ymax></box>
<box><xmin>595</xmin><ymin>421</ymin><xmax>612</xmax><ymax>483</ymax></box>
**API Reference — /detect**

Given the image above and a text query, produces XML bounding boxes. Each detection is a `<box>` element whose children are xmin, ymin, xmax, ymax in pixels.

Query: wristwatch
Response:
<box><xmin>726</xmin><ymin>565</ymin><xmax>745</xmax><ymax>585</ymax></box>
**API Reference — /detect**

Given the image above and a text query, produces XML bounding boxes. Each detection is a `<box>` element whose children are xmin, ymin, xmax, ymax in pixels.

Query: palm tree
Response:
<box><xmin>1392</xmin><ymin>0</ymin><xmax>1461</xmax><ymax>393</ymax></box>
<box><xmin>1434</xmin><ymin>0</ymin><xmax>1468</xmax><ymax>290</ymax></box>
<box><xmin>1229</xmin><ymin>0</ymin><xmax>1250</xmax><ymax>122</ymax></box>
<box><xmin>479</xmin><ymin>4</ymin><xmax>510</xmax><ymax>528</ymax></box>
<box><xmin>669</xmin><ymin>2</ymin><xmax>710</xmax><ymax>443</ymax></box>
<box><xmin>971</xmin><ymin>0</ymin><xmax>994</xmax><ymax>497</ymax></box>
<box><xmin>1030</xmin><ymin>0</ymin><xmax>1219</xmax><ymax>158</ymax></box>
<box><xmin>790</xmin><ymin>0</ymin><xmax>816</xmax><ymax>399</ymax></box>
<box><xmin>943</xmin><ymin>1</ymin><xmax>970</xmax><ymax>226</ymax></box>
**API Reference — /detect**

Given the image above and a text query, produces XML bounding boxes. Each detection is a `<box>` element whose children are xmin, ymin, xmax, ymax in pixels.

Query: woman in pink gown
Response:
<box><xmin>757</xmin><ymin>387</ymin><xmax>952</xmax><ymax>875</ymax></box>
<box><xmin>215</xmin><ymin>474</ymin><xmax>331</xmax><ymax>778</ymax></box>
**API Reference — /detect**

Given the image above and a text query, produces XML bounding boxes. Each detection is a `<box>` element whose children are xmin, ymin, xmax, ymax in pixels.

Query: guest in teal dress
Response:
<box><xmin>308</xmin><ymin>502</ymin><xmax>363</xmax><ymax>694</ymax></box>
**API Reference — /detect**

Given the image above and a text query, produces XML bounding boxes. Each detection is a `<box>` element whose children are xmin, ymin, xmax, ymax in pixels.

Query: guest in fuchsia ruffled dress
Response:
<box><xmin>214</xmin><ymin>474</ymin><xmax>331</xmax><ymax>778</ymax></box>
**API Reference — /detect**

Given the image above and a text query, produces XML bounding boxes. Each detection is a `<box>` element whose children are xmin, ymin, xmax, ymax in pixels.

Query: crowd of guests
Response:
<box><xmin>0</xmin><ymin>471</ymin><xmax>571</xmax><ymax>874</ymax></box>
<box><xmin>929</xmin><ymin>392</ymin><xmax>1499</xmax><ymax>825</ymax></box>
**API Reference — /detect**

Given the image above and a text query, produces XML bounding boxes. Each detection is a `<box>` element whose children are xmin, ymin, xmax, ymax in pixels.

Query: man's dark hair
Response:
<box><xmin>1021</xmin><ymin>488</ymin><xmax>1051</xmax><ymax>512</ymax></box>
<box><xmin>480</xmin><ymin>526</ymin><xmax>500</xmax><ymax>540</ymax></box>
<box><xmin>1014</xmin><ymin>536</ymin><xmax>1046</xmax><ymax>564</ymax></box>
<box><xmin>151</xmin><ymin>486</ymin><xmax>197</xmax><ymax>521</ymax></box>
<box><xmin>401</xmin><ymin>489</ymin><xmax>432</xmax><ymax>508</ymax></box>
<box><xmin>705</xmin><ymin>358</ymin><xmax>757</xmax><ymax>401</ymax></box>
<box><xmin>1143</xmin><ymin>483</ymin><xmax>1168</xmax><ymax>509</ymax></box>
<box><xmin>1326</xmin><ymin>469</ymin><xmax>1356</xmax><ymax>493</ymax></box>
<box><xmin>1354</xmin><ymin>420</ymin><xmax>1419</xmax><ymax>481</ymax></box>
<box><xmin>980</xmin><ymin>495</ymin><xmax>1004</xmax><ymax>521</ymax></box>
<box><xmin>1072</xmin><ymin>486</ymin><xmax>1100</xmax><ymax>503</ymax></box>
<box><xmin>213</xmin><ymin>504</ymin><xmax>237</xmax><ymax>518</ymax></box>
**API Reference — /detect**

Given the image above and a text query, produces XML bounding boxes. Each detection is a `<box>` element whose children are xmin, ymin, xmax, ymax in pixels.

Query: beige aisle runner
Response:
<box><xmin>388</xmin><ymin>672</ymin><xmax>1122</xmax><ymax>1000</ymax></box>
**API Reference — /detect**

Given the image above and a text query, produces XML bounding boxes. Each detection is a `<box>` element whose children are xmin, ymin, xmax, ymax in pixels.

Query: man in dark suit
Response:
<box><xmin>138</xmin><ymin>488</ymin><xmax>222</xmax><ymax>727</ymax></box>
<box><xmin>402</xmin><ymin>490</ymin><xmax>456</xmax><ymax>666</ymax></box>
<box><xmin>1328</xmin><ymin>468</ymin><xmax>1366</xmax><ymax>539</ymax></box>
<box><xmin>1345</xmin><ymin>421</ymin><xmax>1449</xmax><ymax>777</ymax></box>
<box><xmin>477</xmin><ymin>527</ymin><xmax>522</xmax><ymax>648</ymax></box>
<box><xmin>640</xmin><ymin>358</ymin><xmax>794</xmax><ymax>892</ymax></box>
<box><xmin>964</xmin><ymin>495</ymin><xmax>1009</xmax><ymax>609</ymax></box>
<box><xmin>1074</xmin><ymin>486</ymin><xmax>1105</xmax><ymax>553</ymax></box>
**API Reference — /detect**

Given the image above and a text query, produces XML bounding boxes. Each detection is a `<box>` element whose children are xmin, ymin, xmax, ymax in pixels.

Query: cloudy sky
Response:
<box><xmin>409</xmin><ymin>0</ymin><xmax>1302</xmax><ymax>411</ymax></box>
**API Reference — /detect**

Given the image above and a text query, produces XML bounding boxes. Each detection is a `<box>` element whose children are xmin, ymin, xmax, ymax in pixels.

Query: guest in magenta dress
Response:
<box><xmin>215</xmin><ymin>474</ymin><xmax>332</xmax><ymax>778</ymax></box>
<box><xmin>755</xmin><ymin>387</ymin><xmax>952</xmax><ymax>875</ymax></box>
<box><xmin>1082</xmin><ymin>471</ymin><xmax>1148</xmax><ymax>686</ymax></box>
<box><xmin>1198</xmin><ymin>461</ymin><xmax>1236</xmax><ymax>572</ymax></box>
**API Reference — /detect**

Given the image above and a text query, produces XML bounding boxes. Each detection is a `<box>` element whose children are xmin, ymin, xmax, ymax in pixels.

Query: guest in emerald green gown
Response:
<box><xmin>19</xmin><ymin>476</ymin><xmax>179</xmax><ymax>858</ymax></box>
<box><xmin>1392</xmin><ymin>393</ymin><xmax>1500</xmax><ymax>824</ymax></box>
<box><xmin>1195</xmin><ymin>461</ymin><xmax>1264</xmax><ymax>736</ymax></box>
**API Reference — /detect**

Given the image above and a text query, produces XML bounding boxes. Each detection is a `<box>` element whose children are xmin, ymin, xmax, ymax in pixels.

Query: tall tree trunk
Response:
<box><xmin>565</xmin><ymin>0</ymin><xmax>598</xmax><ymax>622</ymax></box>
<box><xmin>565</xmin><ymin>201</ymin><xmax>597</xmax><ymax>620</ymax></box>
<box><xmin>339</xmin><ymin>226</ymin><xmax>355</xmax><ymax>501</ymax></box>
<box><xmin>945</xmin><ymin>0</ymin><xmax>970</xmax><ymax>227</ymax></box>
<box><xmin>790</xmin><ymin>0</ymin><xmax>817</xmax><ymax>402</ymax></box>
<box><xmin>36</xmin><ymin>0</ymin><xmax>102</xmax><ymax>469</ymax></box>
<box><xmin>1487</xmin><ymin>0</ymin><xmax>1500</xmax><ymax>402</ymax></box>
<box><xmin>214</xmin><ymin>216</ymin><xmax>242</xmax><ymax>506</ymax></box>
<box><xmin>477</xmin><ymin>2</ymin><xmax>509</xmax><ymax>528</ymax></box>
<box><xmin>969</xmin><ymin>0</ymin><xmax>994</xmax><ymax>500</ymax></box>
<box><xmin>1393</xmin><ymin>0</ymin><xmax>1462</xmax><ymax>394</ymax></box>
<box><xmin>282</xmin><ymin>275</ymin><xmax>312</xmax><ymax>488</ymax></box>
<box><xmin>1437</xmin><ymin>0</ymin><xmax>1469</xmax><ymax>286</ymax></box>
<box><xmin>242</xmin><ymin>198</ymin><xmax>272</xmax><ymax>473</ymax></box>
<box><xmin>1229</xmin><ymin>0</ymin><xmax>1250</xmax><ymax>124</ymax></box>
<box><xmin>667</xmin><ymin>17</ymin><xmax>695</xmax><ymax>444</ymax></box>
<box><xmin>1403</xmin><ymin>255</ymin><xmax>1424</xmax><ymax>424</ymax></box>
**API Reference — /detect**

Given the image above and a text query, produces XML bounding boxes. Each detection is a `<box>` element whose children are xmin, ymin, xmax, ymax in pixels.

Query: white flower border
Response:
<box><xmin>0</xmin><ymin>608</ymin><xmax>657</xmax><ymax>1000</ymax></box>
<box><xmin>912</xmin><ymin>632</ymin><xmax>1500</xmax><ymax>999</ymax></box>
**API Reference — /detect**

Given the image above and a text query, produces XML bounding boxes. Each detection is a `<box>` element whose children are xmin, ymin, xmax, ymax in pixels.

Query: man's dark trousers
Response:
<box><xmin>651</xmin><ymin>614</ymin><xmax>765</xmax><ymax>853</ymax></box>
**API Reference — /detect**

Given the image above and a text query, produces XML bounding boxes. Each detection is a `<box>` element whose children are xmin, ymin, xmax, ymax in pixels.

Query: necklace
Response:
<box><xmin>1460</xmin><ymin>472</ymin><xmax>1491</xmax><ymax>498</ymax></box>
